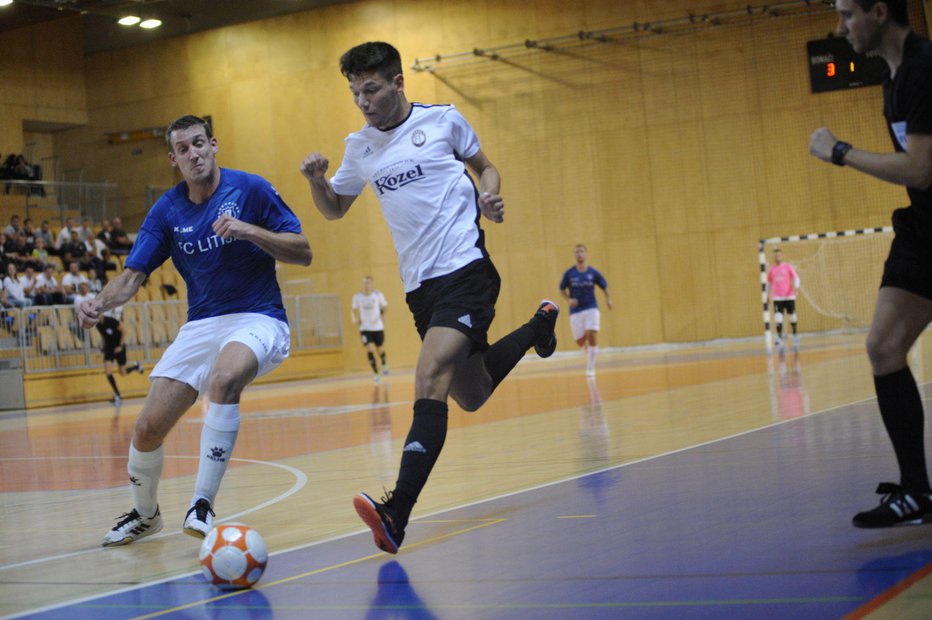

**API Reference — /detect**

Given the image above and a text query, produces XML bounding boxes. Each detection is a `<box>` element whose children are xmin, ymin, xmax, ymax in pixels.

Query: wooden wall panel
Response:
<box><xmin>10</xmin><ymin>0</ymin><xmax>922</xmax><ymax>372</ymax></box>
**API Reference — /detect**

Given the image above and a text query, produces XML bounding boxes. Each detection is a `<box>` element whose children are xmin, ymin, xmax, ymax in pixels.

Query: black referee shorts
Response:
<box><xmin>881</xmin><ymin>207</ymin><xmax>932</xmax><ymax>301</ymax></box>
<box><xmin>405</xmin><ymin>258</ymin><xmax>501</xmax><ymax>353</ymax></box>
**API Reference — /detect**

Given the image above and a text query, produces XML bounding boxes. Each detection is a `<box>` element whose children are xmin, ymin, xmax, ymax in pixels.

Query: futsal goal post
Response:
<box><xmin>758</xmin><ymin>226</ymin><xmax>893</xmax><ymax>350</ymax></box>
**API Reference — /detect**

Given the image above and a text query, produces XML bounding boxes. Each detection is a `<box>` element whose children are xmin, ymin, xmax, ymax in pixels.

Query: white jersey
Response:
<box><xmin>331</xmin><ymin>104</ymin><xmax>486</xmax><ymax>292</ymax></box>
<box><xmin>352</xmin><ymin>290</ymin><xmax>387</xmax><ymax>331</ymax></box>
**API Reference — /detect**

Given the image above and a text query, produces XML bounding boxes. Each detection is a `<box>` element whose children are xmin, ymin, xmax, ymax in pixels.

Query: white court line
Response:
<box><xmin>0</xmin><ymin>456</ymin><xmax>307</xmax><ymax>572</ymax></box>
<box><xmin>0</xmin><ymin>391</ymin><xmax>886</xmax><ymax>620</ymax></box>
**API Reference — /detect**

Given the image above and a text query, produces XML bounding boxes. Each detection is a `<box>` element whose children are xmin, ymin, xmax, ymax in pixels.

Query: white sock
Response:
<box><xmin>587</xmin><ymin>345</ymin><xmax>599</xmax><ymax>370</ymax></box>
<box><xmin>193</xmin><ymin>402</ymin><xmax>240</xmax><ymax>507</ymax></box>
<box><xmin>128</xmin><ymin>443</ymin><xmax>163</xmax><ymax>518</ymax></box>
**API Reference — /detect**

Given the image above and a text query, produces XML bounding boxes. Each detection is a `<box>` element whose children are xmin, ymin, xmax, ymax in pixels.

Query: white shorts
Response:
<box><xmin>151</xmin><ymin>313</ymin><xmax>291</xmax><ymax>394</ymax></box>
<box><xmin>569</xmin><ymin>308</ymin><xmax>600</xmax><ymax>341</ymax></box>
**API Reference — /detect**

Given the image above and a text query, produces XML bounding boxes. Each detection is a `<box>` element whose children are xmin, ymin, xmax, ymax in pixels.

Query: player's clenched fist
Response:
<box><xmin>300</xmin><ymin>153</ymin><xmax>330</xmax><ymax>181</ymax></box>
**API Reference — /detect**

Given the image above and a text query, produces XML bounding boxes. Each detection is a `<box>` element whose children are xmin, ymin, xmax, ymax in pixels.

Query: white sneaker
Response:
<box><xmin>183</xmin><ymin>498</ymin><xmax>214</xmax><ymax>539</ymax></box>
<box><xmin>586</xmin><ymin>367</ymin><xmax>596</xmax><ymax>377</ymax></box>
<box><xmin>102</xmin><ymin>507</ymin><xmax>163</xmax><ymax>547</ymax></box>
<box><xmin>373</xmin><ymin>373</ymin><xmax>381</xmax><ymax>385</ymax></box>
<box><xmin>382</xmin><ymin>365</ymin><xmax>389</xmax><ymax>376</ymax></box>
<box><xmin>774</xmin><ymin>337</ymin><xmax>783</xmax><ymax>347</ymax></box>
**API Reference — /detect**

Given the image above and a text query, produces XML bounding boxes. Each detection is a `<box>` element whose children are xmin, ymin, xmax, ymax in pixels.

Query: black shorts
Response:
<box><xmin>97</xmin><ymin>317</ymin><xmax>126</xmax><ymax>365</ymax></box>
<box><xmin>406</xmin><ymin>258</ymin><xmax>501</xmax><ymax>353</ymax></box>
<box><xmin>360</xmin><ymin>330</ymin><xmax>385</xmax><ymax>347</ymax></box>
<box><xmin>880</xmin><ymin>207</ymin><xmax>932</xmax><ymax>301</ymax></box>
<box><xmin>773</xmin><ymin>299</ymin><xmax>796</xmax><ymax>315</ymax></box>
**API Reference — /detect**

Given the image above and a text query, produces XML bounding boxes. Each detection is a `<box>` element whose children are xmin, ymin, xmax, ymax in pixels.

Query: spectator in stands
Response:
<box><xmin>18</xmin><ymin>265</ymin><xmax>37</xmax><ymax>305</ymax></box>
<box><xmin>3</xmin><ymin>263</ymin><xmax>33</xmax><ymax>308</ymax></box>
<box><xmin>30</xmin><ymin>237</ymin><xmax>49</xmax><ymax>270</ymax></box>
<box><xmin>35</xmin><ymin>264</ymin><xmax>65</xmax><ymax>305</ymax></box>
<box><xmin>78</xmin><ymin>218</ymin><xmax>95</xmax><ymax>243</ymax></box>
<box><xmin>61</xmin><ymin>261</ymin><xmax>89</xmax><ymax>302</ymax></box>
<box><xmin>87</xmin><ymin>267</ymin><xmax>103</xmax><ymax>294</ymax></box>
<box><xmin>11</xmin><ymin>233</ymin><xmax>33</xmax><ymax>269</ymax></box>
<box><xmin>97</xmin><ymin>218</ymin><xmax>113</xmax><ymax>247</ymax></box>
<box><xmin>55</xmin><ymin>217</ymin><xmax>77</xmax><ymax>253</ymax></box>
<box><xmin>61</xmin><ymin>229</ymin><xmax>101</xmax><ymax>273</ymax></box>
<box><xmin>3</xmin><ymin>214</ymin><xmax>20</xmax><ymax>237</ymax></box>
<box><xmin>35</xmin><ymin>220</ymin><xmax>53</xmax><ymax>251</ymax></box>
<box><xmin>1</xmin><ymin>232</ymin><xmax>17</xmax><ymax>265</ymax></box>
<box><xmin>108</xmin><ymin>217</ymin><xmax>133</xmax><ymax>255</ymax></box>
<box><xmin>22</xmin><ymin>218</ymin><xmax>35</xmax><ymax>245</ymax></box>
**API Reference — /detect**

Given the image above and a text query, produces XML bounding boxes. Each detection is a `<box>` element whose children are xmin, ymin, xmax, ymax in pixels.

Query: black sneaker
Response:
<box><xmin>353</xmin><ymin>491</ymin><xmax>405</xmax><ymax>554</ymax></box>
<box><xmin>852</xmin><ymin>483</ymin><xmax>932</xmax><ymax>528</ymax></box>
<box><xmin>532</xmin><ymin>300</ymin><xmax>560</xmax><ymax>358</ymax></box>
<box><xmin>183</xmin><ymin>498</ymin><xmax>215</xmax><ymax>538</ymax></box>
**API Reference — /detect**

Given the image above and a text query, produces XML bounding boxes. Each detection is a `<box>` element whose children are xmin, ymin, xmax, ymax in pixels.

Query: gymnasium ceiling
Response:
<box><xmin>0</xmin><ymin>0</ymin><xmax>351</xmax><ymax>53</ymax></box>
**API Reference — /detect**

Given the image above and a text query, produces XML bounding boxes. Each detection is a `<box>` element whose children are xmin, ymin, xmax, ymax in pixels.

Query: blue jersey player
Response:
<box><xmin>559</xmin><ymin>244</ymin><xmax>613</xmax><ymax>377</ymax></box>
<box><xmin>79</xmin><ymin>115</ymin><xmax>312</xmax><ymax>547</ymax></box>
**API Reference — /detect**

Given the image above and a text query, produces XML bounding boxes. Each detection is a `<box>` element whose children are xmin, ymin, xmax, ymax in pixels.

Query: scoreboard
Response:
<box><xmin>807</xmin><ymin>36</ymin><xmax>886</xmax><ymax>93</ymax></box>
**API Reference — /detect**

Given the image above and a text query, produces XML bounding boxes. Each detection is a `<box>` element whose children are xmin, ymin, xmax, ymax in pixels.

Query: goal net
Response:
<box><xmin>758</xmin><ymin>227</ymin><xmax>893</xmax><ymax>347</ymax></box>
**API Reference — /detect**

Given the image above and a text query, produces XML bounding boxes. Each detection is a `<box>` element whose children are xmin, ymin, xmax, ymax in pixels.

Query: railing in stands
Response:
<box><xmin>1</xmin><ymin>179</ymin><xmax>121</xmax><ymax>227</ymax></box>
<box><xmin>0</xmin><ymin>294</ymin><xmax>342</xmax><ymax>374</ymax></box>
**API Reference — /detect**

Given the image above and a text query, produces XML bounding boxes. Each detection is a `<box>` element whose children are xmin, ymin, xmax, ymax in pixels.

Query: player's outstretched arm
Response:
<box><xmin>300</xmin><ymin>152</ymin><xmax>356</xmax><ymax>220</ymax></box>
<box><xmin>212</xmin><ymin>215</ymin><xmax>312</xmax><ymax>266</ymax></box>
<box><xmin>78</xmin><ymin>268</ymin><xmax>145</xmax><ymax>328</ymax></box>
<box><xmin>810</xmin><ymin>128</ymin><xmax>932</xmax><ymax>190</ymax></box>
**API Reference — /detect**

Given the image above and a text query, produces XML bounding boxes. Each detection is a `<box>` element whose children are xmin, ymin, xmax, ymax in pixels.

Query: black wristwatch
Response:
<box><xmin>831</xmin><ymin>141</ymin><xmax>853</xmax><ymax>166</ymax></box>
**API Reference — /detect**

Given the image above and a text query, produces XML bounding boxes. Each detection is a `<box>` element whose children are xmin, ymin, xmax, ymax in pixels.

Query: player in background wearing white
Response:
<box><xmin>301</xmin><ymin>41</ymin><xmax>559</xmax><ymax>554</ymax></box>
<box><xmin>559</xmin><ymin>244</ymin><xmax>613</xmax><ymax>377</ymax></box>
<box><xmin>767</xmin><ymin>247</ymin><xmax>800</xmax><ymax>347</ymax></box>
<box><xmin>80</xmin><ymin>115</ymin><xmax>311</xmax><ymax>547</ymax></box>
<box><xmin>352</xmin><ymin>275</ymin><xmax>389</xmax><ymax>383</ymax></box>
<box><xmin>810</xmin><ymin>0</ymin><xmax>932</xmax><ymax>527</ymax></box>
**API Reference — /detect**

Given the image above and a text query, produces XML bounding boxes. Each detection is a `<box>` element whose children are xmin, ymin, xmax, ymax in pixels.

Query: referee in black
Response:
<box><xmin>97</xmin><ymin>306</ymin><xmax>144</xmax><ymax>404</ymax></box>
<box><xmin>810</xmin><ymin>0</ymin><xmax>932</xmax><ymax>527</ymax></box>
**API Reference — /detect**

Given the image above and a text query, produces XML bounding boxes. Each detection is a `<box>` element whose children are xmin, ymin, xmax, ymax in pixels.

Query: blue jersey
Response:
<box><xmin>559</xmin><ymin>266</ymin><xmax>608</xmax><ymax>314</ymax></box>
<box><xmin>125</xmin><ymin>168</ymin><xmax>302</xmax><ymax>323</ymax></box>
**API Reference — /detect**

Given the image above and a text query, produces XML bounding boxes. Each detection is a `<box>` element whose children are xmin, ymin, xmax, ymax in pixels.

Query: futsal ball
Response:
<box><xmin>199</xmin><ymin>524</ymin><xmax>268</xmax><ymax>589</ymax></box>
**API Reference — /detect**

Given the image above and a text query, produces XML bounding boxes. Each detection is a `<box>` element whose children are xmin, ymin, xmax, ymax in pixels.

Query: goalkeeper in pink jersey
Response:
<box><xmin>767</xmin><ymin>248</ymin><xmax>800</xmax><ymax>347</ymax></box>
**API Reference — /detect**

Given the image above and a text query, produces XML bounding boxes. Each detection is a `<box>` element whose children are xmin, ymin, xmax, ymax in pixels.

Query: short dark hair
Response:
<box><xmin>165</xmin><ymin>115</ymin><xmax>213</xmax><ymax>150</ymax></box>
<box><xmin>339</xmin><ymin>42</ymin><xmax>403</xmax><ymax>82</ymax></box>
<box><xmin>853</xmin><ymin>0</ymin><xmax>909</xmax><ymax>26</ymax></box>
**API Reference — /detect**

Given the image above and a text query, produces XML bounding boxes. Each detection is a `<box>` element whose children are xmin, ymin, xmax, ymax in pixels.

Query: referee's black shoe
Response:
<box><xmin>852</xmin><ymin>483</ymin><xmax>932</xmax><ymax>528</ymax></box>
<box><xmin>533</xmin><ymin>300</ymin><xmax>560</xmax><ymax>358</ymax></box>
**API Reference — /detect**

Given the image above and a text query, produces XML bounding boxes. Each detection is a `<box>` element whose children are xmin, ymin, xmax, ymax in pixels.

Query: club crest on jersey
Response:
<box><xmin>374</xmin><ymin>164</ymin><xmax>426</xmax><ymax>194</ymax></box>
<box><xmin>411</xmin><ymin>129</ymin><xmax>426</xmax><ymax>147</ymax></box>
<box><xmin>218</xmin><ymin>201</ymin><xmax>240</xmax><ymax>219</ymax></box>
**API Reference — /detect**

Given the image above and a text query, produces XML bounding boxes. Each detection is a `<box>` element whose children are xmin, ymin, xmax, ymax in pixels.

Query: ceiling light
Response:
<box><xmin>139</xmin><ymin>18</ymin><xmax>162</xmax><ymax>29</ymax></box>
<box><xmin>0</xmin><ymin>0</ymin><xmax>14</xmax><ymax>8</ymax></box>
<box><xmin>117</xmin><ymin>15</ymin><xmax>141</xmax><ymax>26</ymax></box>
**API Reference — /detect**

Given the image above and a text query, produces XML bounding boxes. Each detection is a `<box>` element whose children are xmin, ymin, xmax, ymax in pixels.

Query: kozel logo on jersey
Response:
<box><xmin>411</xmin><ymin>129</ymin><xmax>426</xmax><ymax>147</ymax></box>
<box><xmin>374</xmin><ymin>164</ymin><xmax>426</xmax><ymax>195</ymax></box>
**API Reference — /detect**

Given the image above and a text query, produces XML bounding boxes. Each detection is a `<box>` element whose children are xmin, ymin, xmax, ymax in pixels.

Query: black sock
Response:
<box><xmin>874</xmin><ymin>367</ymin><xmax>930</xmax><ymax>493</ymax></box>
<box><xmin>482</xmin><ymin>320</ymin><xmax>542</xmax><ymax>390</ymax></box>
<box><xmin>107</xmin><ymin>374</ymin><xmax>120</xmax><ymax>397</ymax></box>
<box><xmin>393</xmin><ymin>399</ymin><xmax>448</xmax><ymax>527</ymax></box>
<box><xmin>777</xmin><ymin>324</ymin><xmax>784</xmax><ymax>338</ymax></box>
<box><xmin>380</xmin><ymin>352</ymin><xmax>387</xmax><ymax>366</ymax></box>
<box><xmin>791</xmin><ymin>323</ymin><xmax>797</xmax><ymax>334</ymax></box>
<box><xmin>367</xmin><ymin>352</ymin><xmax>378</xmax><ymax>374</ymax></box>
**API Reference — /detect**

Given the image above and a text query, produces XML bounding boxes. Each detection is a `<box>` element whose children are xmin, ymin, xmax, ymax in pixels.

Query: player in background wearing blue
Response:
<box><xmin>79</xmin><ymin>115</ymin><xmax>312</xmax><ymax>547</ymax></box>
<box><xmin>301</xmin><ymin>41</ymin><xmax>559</xmax><ymax>554</ymax></box>
<box><xmin>810</xmin><ymin>0</ymin><xmax>932</xmax><ymax>527</ymax></box>
<box><xmin>559</xmin><ymin>244</ymin><xmax>613</xmax><ymax>377</ymax></box>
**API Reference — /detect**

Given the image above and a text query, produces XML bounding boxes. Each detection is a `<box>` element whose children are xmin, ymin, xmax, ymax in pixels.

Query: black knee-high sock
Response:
<box><xmin>367</xmin><ymin>351</ymin><xmax>378</xmax><ymax>373</ymax></box>
<box><xmin>482</xmin><ymin>317</ymin><xmax>547</xmax><ymax>390</ymax></box>
<box><xmin>107</xmin><ymin>374</ymin><xmax>120</xmax><ymax>397</ymax></box>
<box><xmin>874</xmin><ymin>367</ymin><xmax>930</xmax><ymax>493</ymax></box>
<box><xmin>380</xmin><ymin>352</ymin><xmax>387</xmax><ymax>366</ymax></box>
<box><xmin>393</xmin><ymin>399</ymin><xmax>448</xmax><ymax>527</ymax></box>
<box><xmin>791</xmin><ymin>322</ymin><xmax>797</xmax><ymax>334</ymax></box>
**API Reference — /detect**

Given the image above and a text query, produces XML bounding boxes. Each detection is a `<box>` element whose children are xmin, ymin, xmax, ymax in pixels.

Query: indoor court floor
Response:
<box><xmin>2</xmin><ymin>332</ymin><xmax>932</xmax><ymax>619</ymax></box>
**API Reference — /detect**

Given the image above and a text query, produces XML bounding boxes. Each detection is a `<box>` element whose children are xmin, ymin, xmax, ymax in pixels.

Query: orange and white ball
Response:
<box><xmin>199</xmin><ymin>524</ymin><xmax>268</xmax><ymax>589</ymax></box>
